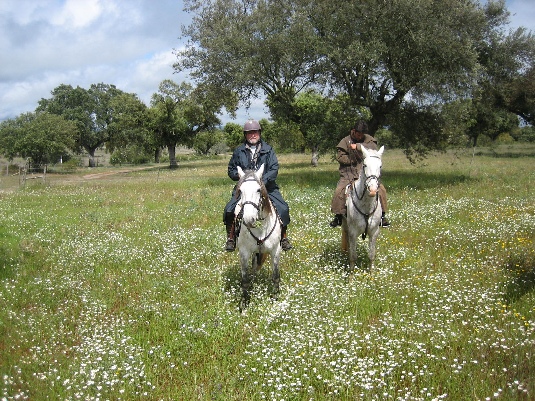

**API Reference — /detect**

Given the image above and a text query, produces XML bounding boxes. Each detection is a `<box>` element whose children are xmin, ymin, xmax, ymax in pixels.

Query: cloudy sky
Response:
<box><xmin>1</xmin><ymin>0</ymin><xmax>534</xmax><ymax>125</ymax></box>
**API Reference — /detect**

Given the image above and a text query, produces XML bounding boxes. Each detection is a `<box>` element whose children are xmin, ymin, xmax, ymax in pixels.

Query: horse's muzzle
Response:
<box><xmin>244</xmin><ymin>220</ymin><xmax>258</xmax><ymax>229</ymax></box>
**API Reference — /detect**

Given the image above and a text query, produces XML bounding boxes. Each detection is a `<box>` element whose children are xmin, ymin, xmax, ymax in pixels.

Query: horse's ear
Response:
<box><xmin>237</xmin><ymin>166</ymin><xmax>245</xmax><ymax>178</ymax></box>
<box><xmin>255</xmin><ymin>163</ymin><xmax>265</xmax><ymax>180</ymax></box>
<box><xmin>378</xmin><ymin>145</ymin><xmax>385</xmax><ymax>156</ymax></box>
<box><xmin>361</xmin><ymin>145</ymin><xmax>370</xmax><ymax>159</ymax></box>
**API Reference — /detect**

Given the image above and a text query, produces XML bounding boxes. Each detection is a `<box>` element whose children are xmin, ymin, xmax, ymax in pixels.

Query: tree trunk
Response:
<box><xmin>87</xmin><ymin>149</ymin><xmax>97</xmax><ymax>167</ymax></box>
<box><xmin>168</xmin><ymin>144</ymin><xmax>178</xmax><ymax>169</ymax></box>
<box><xmin>154</xmin><ymin>148</ymin><xmax>161</xmax><ymax>163</ymax></box>
<box><xmin>311</xmin><ymin>145</ymin><xmax>319</xmax><ymax>167</ymax></box>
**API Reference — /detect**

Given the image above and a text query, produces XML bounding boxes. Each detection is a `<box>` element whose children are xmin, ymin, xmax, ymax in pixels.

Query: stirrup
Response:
<box><xmin>381</xmin><ymin>216</ymin><xmax>390</xmax><ymax>227</ymax></box>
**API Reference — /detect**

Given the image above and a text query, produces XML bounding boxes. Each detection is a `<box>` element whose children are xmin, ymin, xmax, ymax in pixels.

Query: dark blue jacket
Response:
<box><xmin>224</xmin><ymin>140</ymin><xmax>290</xmax><ymax>226</ymax></box>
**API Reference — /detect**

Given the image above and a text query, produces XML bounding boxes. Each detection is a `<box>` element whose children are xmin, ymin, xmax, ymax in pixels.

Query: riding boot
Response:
<box><xmin>381</xmin><ymin>213</ymin><xmax>390</xmax><ymax>227</ymax></box>
<box><xmin>225</xmin><ymin>220</ymin><xmax>236</xmax><ymax>251</ymax></box>
<box><xmin>379</xmin><ymin>186</ymin><xmax>390</xmax><ymax>227</ymax></box>
<box><xmin>329</xmin><ymin>214</ymin><xmax>343</xmax><ymax>227</ymax></box>
<box><xmin>280</xmin><ymin>226</ymin><xmax>293</xmax><ymax>251</ymax></box>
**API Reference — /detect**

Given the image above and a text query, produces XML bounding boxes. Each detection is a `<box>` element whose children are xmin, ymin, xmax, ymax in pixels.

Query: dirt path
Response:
<box><xmin>0</xmin><ymin>165</ymin><xmax>164</xmax><ymax>193</ymax></box>
<box><xmin>82</xmin><ymin>166</ymin><xmax>157</xmax><ymax>180</ymax></box>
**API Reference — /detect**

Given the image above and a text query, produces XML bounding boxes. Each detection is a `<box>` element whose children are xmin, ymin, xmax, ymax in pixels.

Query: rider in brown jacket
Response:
<box><xmin>329</xmin><ymin>120</ymin><xmax>390</xmax><ymax>228</ymax></box>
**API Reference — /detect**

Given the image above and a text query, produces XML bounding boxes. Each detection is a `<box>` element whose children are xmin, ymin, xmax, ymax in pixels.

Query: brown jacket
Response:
<box><xmin>331</xmin><ymin>134</ymin><xmax>379</xmax><ymax>214</ymax></box>
<box><xmin>335</xmin><ymin>134</ymin><xmax>378</xmax><ymax>181</ymax></box>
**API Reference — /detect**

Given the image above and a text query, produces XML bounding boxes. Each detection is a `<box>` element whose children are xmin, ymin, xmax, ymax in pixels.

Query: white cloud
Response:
<box><xmin>0</xmin><ymin>0</ymin><xmax>49</xmax><ymax>25</ymax></box>
<box><xmin>50</xmin><ymin>0</ymin><xmax>105</xmax><ymax>29</ymax></box>
<box><xmin>0</xmin><ymin>70</ymin><xmax>84</xmax><ymax>119</ymax></box>
<box><xmin>124</xmin><ymin>50</ymin><xmax>180</xmax><ymax>104</ymax></box>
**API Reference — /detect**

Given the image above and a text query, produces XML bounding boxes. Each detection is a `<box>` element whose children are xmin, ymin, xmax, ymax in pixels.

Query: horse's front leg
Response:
<box><xmin>368</xmin><ymin>229</ymin><xmax>380</xmax><ymax>270</ymax></box>
<box><xmin>271</xmin><ymin>249</ymin><xmax>281</xmax><ymax>297</ymax></box>
<box><xmin>239</xmin><ymin>251</ymin><xmax>252</xmax><ymax>310</ymax></box>
<box><xmin>347</xmin><ymin>225</ymin><xmax>358</xmax><ymax>272</ymax></box>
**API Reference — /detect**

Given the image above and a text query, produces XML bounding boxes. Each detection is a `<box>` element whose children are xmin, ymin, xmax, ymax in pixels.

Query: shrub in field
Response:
<box><xmin>515</xmin><ymin>126</ymin><xmax>535</xmax><ymax>143</ymax></box>
<box><xmin>60</xmin><ymin>157</ymin><xmax>81</xmax><ymax>171</ymax></box>
<box><xmin>495</xmin><ymin>132</ymin><xmax>515</xmax><ymax>144</ymax></box>
<box><xmin>110</xmin><ymin>146</ymin><xmax>151</xmax><ymax>165</ymax></box>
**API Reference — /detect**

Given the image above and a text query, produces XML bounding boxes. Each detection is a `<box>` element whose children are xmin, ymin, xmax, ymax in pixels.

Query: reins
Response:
<box><xmin>237</xmin><ymin>176</ymin><xmax>279</xmax><ymax>246</ymax></box>
<box><xmin>349</xmin><ymin>155</ymin><xmax>381</xmax><ymax>240</ymax></box>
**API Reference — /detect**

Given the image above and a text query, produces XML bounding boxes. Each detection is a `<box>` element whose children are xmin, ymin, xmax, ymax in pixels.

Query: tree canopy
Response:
<box><xmin>176</xmin><ymin>0</ymin><xmax>535</xmax><ymax>155</ymax></box>
<box><xmin>0</xmin><ymin>112</ymin><xmax>77</xmax><ymax>165</ymax></box>
<box><xmin>149</xmin><ymin>79</ymin><xmax>236</xmax><ymax>167</ymax></box>
<box><xmin>37</xmin><ymin>83</ymin><xmax>137</xmax><ymax>167</ymax></box>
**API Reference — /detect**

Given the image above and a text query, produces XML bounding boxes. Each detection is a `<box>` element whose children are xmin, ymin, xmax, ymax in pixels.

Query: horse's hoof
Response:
<box><xmin>239</xmin><ymin>298</ymin><xmax>249</xmax><ymax>312</ymax></box>
<box><xmin>239</xmin><ymin>290</ymin><xmax>250</xmax><ymax>312</ymax></box>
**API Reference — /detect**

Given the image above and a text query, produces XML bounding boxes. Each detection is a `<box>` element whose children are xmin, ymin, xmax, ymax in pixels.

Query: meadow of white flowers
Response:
<box><xmin>1</xmin><ymin>152</ymin><xmax>533</xmax><ymax>400</ymax></box>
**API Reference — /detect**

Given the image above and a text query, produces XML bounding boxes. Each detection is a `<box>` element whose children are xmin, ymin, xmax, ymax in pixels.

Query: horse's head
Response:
<box><xmin>361</xmin><ymin>145</ymin><xmax>384</xmax><ymax>197</ymax></box>
<box><xmin>236</xmin><ymin>164</ymin><xmax>271</xmax><ymax>228</ymax></box>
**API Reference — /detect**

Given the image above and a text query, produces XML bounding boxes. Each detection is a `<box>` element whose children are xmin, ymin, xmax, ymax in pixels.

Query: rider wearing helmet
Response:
<box><xmin>223</xmin><ymin>119</ymin><xmax>292</xmax><ymax>252</ymax></box>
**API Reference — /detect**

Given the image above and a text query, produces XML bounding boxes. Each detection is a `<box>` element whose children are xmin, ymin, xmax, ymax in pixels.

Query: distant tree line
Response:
<box><xmin>0</xmin><ymin>80</ymin><xmax>238</xmax><ymax>169</ymax></box>
<box><xmin>1</xmin><ymin>0</ymin><xmax>534</xmax><ymax>168</ymax></box>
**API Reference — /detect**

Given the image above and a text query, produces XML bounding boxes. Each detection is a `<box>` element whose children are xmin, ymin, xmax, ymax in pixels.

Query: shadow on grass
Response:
<box><xmin>222</xmin><ymin>258</ymin><xmax>279</xmax><ymax>309</ymax></box>
<box><xmin>317</xmin><ymin>241</ymin><xmax>371</xmax><ymax>275</ymax></box>
<box><xmin>474</xmin><ymin>149</ymin><xmax>535</xmax><ymax>158</ymax></box>
<box><xmin>278</xmin><ymin>165</ymin><xmax>472</xmax><ymax>192</ymax></box>
<box><xmin>385</xmin><ymin>171</ymin><xmax>471</xmax><ymax>191</ymax></box>
<box><xmin>503</xmin><ymin>249</ymin><xmax>535</xmax><ymax>304</ymax></box>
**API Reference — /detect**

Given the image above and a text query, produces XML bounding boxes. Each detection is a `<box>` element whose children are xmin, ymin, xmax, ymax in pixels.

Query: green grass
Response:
<box><xmin>0</xmin><ymin>145</ymin><xmax>534</xmax><ymax>400</ymax></box>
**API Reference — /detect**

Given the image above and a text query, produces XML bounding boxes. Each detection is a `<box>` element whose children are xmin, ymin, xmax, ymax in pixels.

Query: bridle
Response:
<box><xmin>349</xmin><ymin>155</ymin><xmax>381</xmax><ymax>239</ymax></box>
<box><xmin>237</xmin><ymin>177</ymin><xmax>277</xmax><ymax>246</ymax></box>
<box><xmin>238</xmin><ymin>177</ymin><xmax>265</xmax><ymax>214</ymax></box>
<box><xmin>353</xmin><ymin>155</ymin><xmax>382</xmax><ymax>200</ymax></box>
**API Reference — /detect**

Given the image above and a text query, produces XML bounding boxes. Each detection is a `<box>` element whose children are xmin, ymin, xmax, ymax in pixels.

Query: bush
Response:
<box><xmin>516</xmin><ymin>126</ymin><xmax>535</xmax><ymax>142</ymax></box>
<box><xmin>110</xmin><ymin>146</ymin><xmax>151</xmax><ymax>166</ymax></box>
<box><xmin>6</xmin><ymin>163</ymin><xmax>22</xmax><ymax>173</ymax></box>
<box><xmin>495</xmin><ymin>132</ymin><xmax>515</xmax><ymax>144</ymax></box>
<box><xmin>61</xmin><ymin>158</ymin><xmax>81</xmax><ymax>171</ymax></box>
<box><xmin>477</xmin><ymin>134</ymin><xmax>493</xmax><ymax>146</ymax></box>
<box><xmin>110</xmin><ymin>150</ymin><xmax>127</xmax><ymax>166</ymax></box>
<box><xmin>375</xmin><ymin>128</ymin><xmax>400</xmax><ymax>149</ymax></box>
<box><xmin>193</xmin><ymin>130</ymin><xmax>227</xmax><ymax>155</ymax></box>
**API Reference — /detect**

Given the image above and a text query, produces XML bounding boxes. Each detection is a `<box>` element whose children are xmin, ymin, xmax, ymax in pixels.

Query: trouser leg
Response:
<box><xmin>379</xmin><ymin>184</ymin><xmax>388</xmax><ymax>214</ymax></box>
<box><xmin>330</xmin><ymin>180</ymin><xmax>349</xmax><ymax>227</ymax></box>
<box><xmin>225</xmin><ymin>212</ymin><xmax>236</xmax><ymax>251</ymax></box>
<box><xmin>379</xmin><ymin>184</ymin><xmax>390</xmax><ymax>227</ymax></box>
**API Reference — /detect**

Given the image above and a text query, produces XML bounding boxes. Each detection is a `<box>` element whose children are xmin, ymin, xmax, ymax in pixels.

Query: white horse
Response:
<box><xmin>342</xmin><ymin>145</ymin><xmax>385</xmax><ymax>271</ymax></box>
<box><xmin>235</xmin><ymin>164</ymin><xmax>282</xmax><ymax>309</ymax></box>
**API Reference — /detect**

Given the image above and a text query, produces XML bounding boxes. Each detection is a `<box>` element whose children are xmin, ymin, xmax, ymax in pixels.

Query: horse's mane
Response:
<box><xmin>236</xmin><ymin>169</ymin><xmax>272</xmax><ymax>214</ymax></box>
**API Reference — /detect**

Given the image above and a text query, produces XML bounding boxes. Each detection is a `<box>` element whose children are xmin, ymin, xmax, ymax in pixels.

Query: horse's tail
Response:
<box><xmin>257</xmin><ymin>253</ymin><xmax>268</xmax><ymax>268</ymax></box>
<box><xmin>252</xmin><ymin>252</ymin><xmax>269</xmax><ymax>272</ymax></box>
